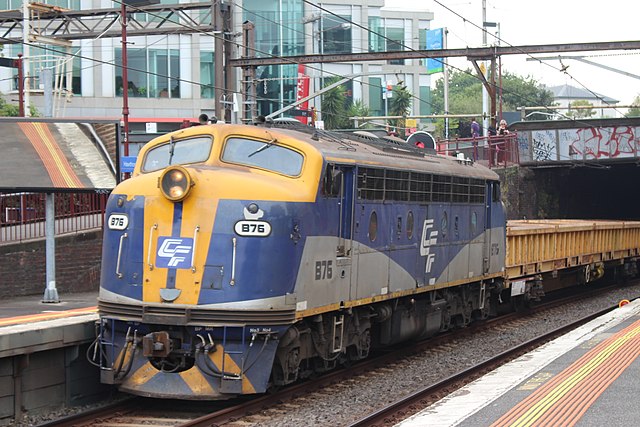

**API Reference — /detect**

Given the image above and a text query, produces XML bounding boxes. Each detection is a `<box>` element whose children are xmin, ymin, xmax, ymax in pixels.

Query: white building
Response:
<box><xmin>0</xmin><ymin>0</ymin><xmax>436</xmax><ymax>126</ymax></box>
<box><xmin>547</xmin><ymin>84</ymin><xmax>619</xmax><ymax>118</ymax></box>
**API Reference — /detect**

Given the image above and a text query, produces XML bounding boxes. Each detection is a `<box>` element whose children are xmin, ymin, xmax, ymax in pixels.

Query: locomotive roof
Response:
<box><xmin>256</xmin><ymin>122</ymin><xmax>499</xmax><ymax>181</ymax></box>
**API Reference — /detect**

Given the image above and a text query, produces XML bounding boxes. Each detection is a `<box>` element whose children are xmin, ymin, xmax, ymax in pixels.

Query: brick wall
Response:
<box><xmin>93</xmin><ymin>123</ymin><xmax>118</xmax><ymax>167</ymax></box>
<box><xmin>0</xmin><ymin>230</ymin><xmax>103</xmax><ymax>298</ymax></box>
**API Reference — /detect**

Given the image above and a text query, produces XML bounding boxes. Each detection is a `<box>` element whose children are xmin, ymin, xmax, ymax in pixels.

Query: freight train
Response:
<box><xmin>91</xmin><ymin>121</ymin><xmax>520</xmax><ymax>399</ymax></box>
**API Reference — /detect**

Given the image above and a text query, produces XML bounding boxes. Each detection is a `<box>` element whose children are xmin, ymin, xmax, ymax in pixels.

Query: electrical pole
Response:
<box><xmin>242</xmin><ymin>21</ymin><xmax>256</xmax><ymax>123</ymax></box>
<box><xmin>481</xmin><ymin>0</ymin><xmax>488</xmax><ymax>136</ymax></box>
<box><xmin>223</xmin><ymin>1</ymin><xmax>234</xmax><ymax>123</ymax></box>
<box><xmin>443</xmin><ymin>28</ymin><xmax>450</xmax><ymax>139</ymax></box>
<box><xmin>214</xmin><ymin>0</ymin><xmax>224</xmax><ymax>121</ymax></box>
<box><xmin>121</xmin><ymin>2</ymin><xmax>130</xmax><ymax>166</ymax></box>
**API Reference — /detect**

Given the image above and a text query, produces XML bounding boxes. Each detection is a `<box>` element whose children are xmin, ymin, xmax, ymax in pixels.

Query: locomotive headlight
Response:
<box><xmin>159</xmin><ymin>166</ymin><xmax>194</xmax><ymax>202</ymax></box>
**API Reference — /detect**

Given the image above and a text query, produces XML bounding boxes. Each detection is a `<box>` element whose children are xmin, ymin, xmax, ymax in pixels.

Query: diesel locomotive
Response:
<box><xmin>92</xmin><ymin>122</ymin><xmax>508</xmax><ymax>399</ymax></box>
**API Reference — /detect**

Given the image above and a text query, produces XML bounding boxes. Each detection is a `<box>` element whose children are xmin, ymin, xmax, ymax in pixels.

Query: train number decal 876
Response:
<box><xmin>107</xmin><ymin>214</ymin><xmax>129</xmax><ymax>230</ymax></box>
<box><xmin>234</xmin><ymin>220</ymin><xmax>272</xmax><ymax>237</ymax></box>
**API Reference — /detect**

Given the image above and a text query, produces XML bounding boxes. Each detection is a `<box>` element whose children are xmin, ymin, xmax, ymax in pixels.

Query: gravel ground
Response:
<box><xmin>9</xmin><ymin>283</ymin><xmax>640</xmax><ymax>427</ymax></box>
<box><xmin>241</xmin><ymin>283</ymin><xmax>640</xmax><ymax>427</ymax></box>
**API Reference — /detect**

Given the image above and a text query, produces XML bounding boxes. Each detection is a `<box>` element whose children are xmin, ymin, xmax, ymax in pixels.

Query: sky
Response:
<box><xmin>383</xmin><ymin>0</ymin><xmax>640</xmax><ymax>108</ymax></box>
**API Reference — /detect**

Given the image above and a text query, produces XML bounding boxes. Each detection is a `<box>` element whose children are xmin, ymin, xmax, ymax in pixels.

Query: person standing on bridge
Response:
<box><xmin>471</xmin><ymin>118</ymin><xmax>480</xmax><ymax>160</ymax></box>
<box><xmin>496</xmin><ymin>119</ymin><xmax>510</xmax><ymax>166</ymax></box>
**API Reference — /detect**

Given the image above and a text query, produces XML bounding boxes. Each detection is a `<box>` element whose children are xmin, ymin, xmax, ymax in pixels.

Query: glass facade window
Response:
<box><xmin>244</xmin><ymin>0</ymin><xmax>303</xmax><ymax>116</ymax></box>
<box><xmin>419</xmin><ymin>28</ymin><xmax>428</xmax><ymax>50</ymax></box>
<box><xmin>200</xmin><ymin>51</ymin><xmax>214</xmax><ymax>99</ymax></box>
<box><xmin>115</xmin><ymin>47</ymin><xmax>180</xmax><ymax>98</ymax></box>
<box><xmin>133</xmin><ymin>0</ymin><xmax>174</xmax><ymax>23</ymax></box>
<box><xmin>0</xmin><ymin>0</ymin><xmax>79</xmax><ymax>8</ymax></box>
<box><xmin>368</xmin><ymin>17</ymin><xmax>408</xmax><ymax>65</ymax></box>
<box><xmin>321</xmin><ymin>14</ymin><xmax>351</xmax><ymax>54</ymax></box>
<box><xmin>368</xmin><ymin>16</ymin><xmax>383</xmax><ymax>52</ymax></box>
<box><xmin>368</xmin><ymin>77</ymin><xmax>383</xmax><ymax>116</ymax></box>
<box><xmin>10</xmin><ymin>44</ymin><xmax>81</xmax><ymax>95</ymax></box>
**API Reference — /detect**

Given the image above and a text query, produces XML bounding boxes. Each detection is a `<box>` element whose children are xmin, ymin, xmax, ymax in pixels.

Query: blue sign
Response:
<box><xmin>426</xmin><ymin>28</ymin><xmax>444</xmax><ymax>75</ymax></box>
<box><xmin>156</xmin><ymin>237</ymin><xmax>194</xmax><ymax>269</ymax></box>
<box><xmin>120</xmin><ymin>156</ymin><xmax>137</xmax><ymax>173</ymax></box>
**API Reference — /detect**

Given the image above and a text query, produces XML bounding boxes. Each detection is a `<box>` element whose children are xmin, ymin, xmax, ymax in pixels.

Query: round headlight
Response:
<box><xmin>160</xmin><ymin>166</ymin><xmax>193</xmax><ymax>201</ymax></box>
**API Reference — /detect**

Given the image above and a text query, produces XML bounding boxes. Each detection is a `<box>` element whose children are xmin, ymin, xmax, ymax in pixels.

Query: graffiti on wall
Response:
<box><xmin>559</xmin><ymin>126</ymin><xmax>640</xmax><ymax>160</ymax></box>
<box><xmin>517</xmin><ymin>133</ymin><xmax>531</xmax><ymax>162</ymax></box>
<box><xmin>532</xmin><ymin>130</ymin><xmax>557</xmax><ymax>161</ymax></box>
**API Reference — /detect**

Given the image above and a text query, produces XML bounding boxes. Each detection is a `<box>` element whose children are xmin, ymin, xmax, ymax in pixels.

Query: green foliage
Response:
<box><xmin>430</xmin><ymin>69</ymin><xmax>555</xmax><ymax>117</ymax></box>
<box><xmin>0</xmin><ymin>93</ymin><xmax>37</xmax><ymax>117</ymax></box>
<box><xmin>0</xmin><ymin>95</ymin><xmax>20</xmax><ymax>116</ymax></box>
<box><xmin>389</xmin><ymin>84</ymin><xmax>412</xmax><ymax>137</ymax></box>
<box><xmin>567</xmin><ymin>99</ymin><xmax>595</xmax><ymax>118</ymax></box>
<box><xmin>626</xmin><ymin>95</ymin><xmax>640</xmax><ymax>117</ymax></box>
<box><xmin>320</xmin><ymin>77</ymin><xmax>349</xmax><ymax>130</ymax></box>
<box><xmin>347</xmin><ymin>100</ymin><xmax>371</xmax><ymax>129</ymax></box>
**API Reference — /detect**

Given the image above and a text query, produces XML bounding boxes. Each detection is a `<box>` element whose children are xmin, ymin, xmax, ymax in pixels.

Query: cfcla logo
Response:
<box><xmin>420</xmin><ymin>219</ymin><xmax>438</xmax><ymax>273</ymax></box>
<box><xmin>156</xmin><ymin>237</ymin><xmax>193</xmax><ymax>269</ymax></box>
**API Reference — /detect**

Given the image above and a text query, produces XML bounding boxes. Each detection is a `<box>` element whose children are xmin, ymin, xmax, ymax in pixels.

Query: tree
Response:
<box><xmin>347</xmin><ymin>100</ymin><xmax>370</xmax><ymax>129</ymax></box>
<box><xmin>626</xmin><ymin>95</ymin><xmax>640</xmax><ymax>117</ymax></box>
<box><xmin>320</xmin><ymin>77</ymin><xmax>349</xmax><ymax>130</ymax></box>
<box><xmin>0</xmin><ymin>93</ymin><xmax>37</xmax><ymax>117</ymax></box>
<box><xmin>389</xmin><ymin>84</ymin><xmax>412</xmax><ymax>137</ymax></box>
<box><xmin>429</xmin><ymin>69</ymin><xmax>555</xmax><ymax>136</ymax></box>
<box><xmin>567</xmin><ymin>100</ymin><xmax>595</xmax><ymax>118</ymax></box>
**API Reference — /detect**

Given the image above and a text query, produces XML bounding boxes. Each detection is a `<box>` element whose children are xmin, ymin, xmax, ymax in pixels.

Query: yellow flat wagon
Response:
<box><xmin>506</xmin><ymin>219</ymin><xmax>640</xmax><ymax>280</ymax></box>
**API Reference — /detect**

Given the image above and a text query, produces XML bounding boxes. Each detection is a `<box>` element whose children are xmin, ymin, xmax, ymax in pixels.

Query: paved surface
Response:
<box><xmin>0</xmin><ymin>291</ymin><xmax>98</xmax><ymax>326</ymax></box>
<box><xmin>398</xmin><ymin>299</ymin><xmax>640</xmax><ymax>427</ymax></box>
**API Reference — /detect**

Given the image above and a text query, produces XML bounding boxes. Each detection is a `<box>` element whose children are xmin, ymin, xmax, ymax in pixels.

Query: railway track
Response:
<box><xmin>346</xmin><ymin>305</ymin><xmax>617</xmax><ymax>426</ymax></box>
<box><xmin>39</xmin><ymin>284</ymin><xmax>638</xmax><ymax>427</ymax></box>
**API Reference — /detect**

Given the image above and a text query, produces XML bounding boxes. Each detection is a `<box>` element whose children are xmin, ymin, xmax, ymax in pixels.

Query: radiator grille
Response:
<box><xmin>98</xmin><ymin>300</ymin><xmax>296</xmax><ymax>326</ymax></box>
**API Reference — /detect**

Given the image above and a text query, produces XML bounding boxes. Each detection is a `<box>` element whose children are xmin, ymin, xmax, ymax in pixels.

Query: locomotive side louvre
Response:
<box><xmin>291</xmin><ymin>140</ymin><xmax>506</xmax><ymax>316</ymax></box>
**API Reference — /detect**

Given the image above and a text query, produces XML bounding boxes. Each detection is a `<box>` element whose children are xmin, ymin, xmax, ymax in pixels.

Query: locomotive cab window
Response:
<box><xmin>492</xmin><ymin>181</ymin><xmax>501</xmax><ymax>202</ymax></box>
<box><xmin>322</xmin><ymin>165</ymin><xmax>343</xmax><ymax>197</ymax></box>
<box><xmin>222</xmin><ymin>137</ymin><xmax>303</xmax><ymax>176</ymax></box>
<box><xmin>142</xmin><ymin>136</ymin><xmax>213</xmax><ymax>172</ymax></box>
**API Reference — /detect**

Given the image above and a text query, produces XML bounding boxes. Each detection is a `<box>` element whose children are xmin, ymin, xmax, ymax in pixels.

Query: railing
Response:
<box><xmin>436</xmin><ymin>133</ymin><xmax>519</xmax><ymax>168</ymax></box>
<box><xmin>0</xmin><ymin>192</ymin><xmax>109</xmax><ymax>244</ymax></box>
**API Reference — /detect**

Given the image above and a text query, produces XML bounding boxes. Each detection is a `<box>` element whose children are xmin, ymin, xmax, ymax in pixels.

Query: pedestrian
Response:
<box><xmin>496</xmin><ymin>119</ymin><xmax>509</xmax><ymax>165</ymax></box>
<box><xmin>498</xmin><ymin>119</ymin><xmax>509</xmax><ymax>135</ymax></box>
<box><xmin>470</xmin><ymin>118</ymin><xmax>480</xmax><ymax>138</ymax></box>
<box><xmin>470</xmin><ymin>118</ymin><xmax>480</xmax><ymax>161</ymax></box>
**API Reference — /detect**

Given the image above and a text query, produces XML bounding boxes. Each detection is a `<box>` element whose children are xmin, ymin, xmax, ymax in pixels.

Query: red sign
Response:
<box><xmin>295</xmin><ymin>64</ymin><xmax>310</xmax><ymax>124</ymax></box>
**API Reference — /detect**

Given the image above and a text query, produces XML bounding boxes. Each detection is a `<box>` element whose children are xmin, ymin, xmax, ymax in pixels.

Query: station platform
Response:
<box><xmin>0</xmin><ymin>291</ymin><xmax>98</xmax><ymax>327</ymax></box>
<box><xmin>0</xmin><ymin>291</ymin><xmax>99</xmax><ymax>359</ymax></box>
<box><xmin>398</xmin><ymin>298</ymin><xmax>640</xmax><ymax>427</ymax></box>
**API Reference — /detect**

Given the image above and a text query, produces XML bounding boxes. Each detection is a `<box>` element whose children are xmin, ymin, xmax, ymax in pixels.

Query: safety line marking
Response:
<box><xmin>491</xmin><ymin>319</ymin><xmax>640</xmax><ymax>427</ymax></box>
<box><xmin>0</xmin><ymin>306</ymin><xmax>97</xmax><ymax>327</ymax></box>
<box><xmin>18</xmin><ymin>122</ymin><xmax>83</xmax><ymax>188</ymax></box>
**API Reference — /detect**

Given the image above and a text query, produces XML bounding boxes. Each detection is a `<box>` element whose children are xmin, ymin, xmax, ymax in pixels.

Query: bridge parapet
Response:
<box><xmin>511</xmin><ymin>117</ymin><xmax>640</xmax><ymax>165</ymax></box>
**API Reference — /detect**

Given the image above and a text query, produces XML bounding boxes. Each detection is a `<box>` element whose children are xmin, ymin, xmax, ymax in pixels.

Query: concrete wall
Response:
<box><xmin>0</xmin><ymin>230</ymin><xmax>103</xmax><ymax>298</ymax></box>
<box><xmin>0</xmin><ymin>317</ymin><xmax>109</xmax><ymax>425</ymax></box>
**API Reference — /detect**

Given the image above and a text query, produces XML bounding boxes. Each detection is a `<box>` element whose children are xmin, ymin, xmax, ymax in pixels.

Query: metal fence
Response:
<box><xmin>0</xmin><ymin>192</ymin><xmax>109</xmax><ymax>243</ymax></box>
<box><xmin>436</xmin><ymin>133</ymin><xmax>519</xmax><ymax>168</ymax></box>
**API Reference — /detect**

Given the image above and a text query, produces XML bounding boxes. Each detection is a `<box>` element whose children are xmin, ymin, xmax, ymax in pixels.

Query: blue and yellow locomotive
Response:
<box><xmin>94</xmin><ymin>122</ymin><xmax>506</xmax><ymax>399</ymax></box>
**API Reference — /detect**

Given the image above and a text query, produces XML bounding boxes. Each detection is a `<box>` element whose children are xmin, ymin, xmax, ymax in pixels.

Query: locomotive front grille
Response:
<box><xmin>98</xmin><ymin>300</ymin><xmax>296</xmax><ymax>326</ymax></box>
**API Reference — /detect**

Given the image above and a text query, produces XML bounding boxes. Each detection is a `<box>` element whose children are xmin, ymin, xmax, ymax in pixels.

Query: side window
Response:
<box><xmin>454</xmin><ymin>215</ymin><xmax>459</xmax><ymax>239</ymax></box>
<box><xmin>441</xmin><ymin>211</ymin><xmax>448</xmax><ymax>239</ymax></box>
<box><xmin>406</xmin><ymin>211</ymin><xmax>414</xmax><ymax>239</ymax></box>
<box><xmin>369</xmin><ymin>211</ymin><xmax>378</xmax><ymax>242</ymax></box>
<box><xmin>322</xmin><ymin>165</ymin><xmax>343</xmax><ymax>197</ymax></box>
<box><xmin>471</xmin><ymin>211</ymin><xmax>478</xmax><ymax>233</ymax></box>
<box><xmin>492</xmin><ymin>182</ymin><xmax>501</xmax><ymax>202</ymax></box>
